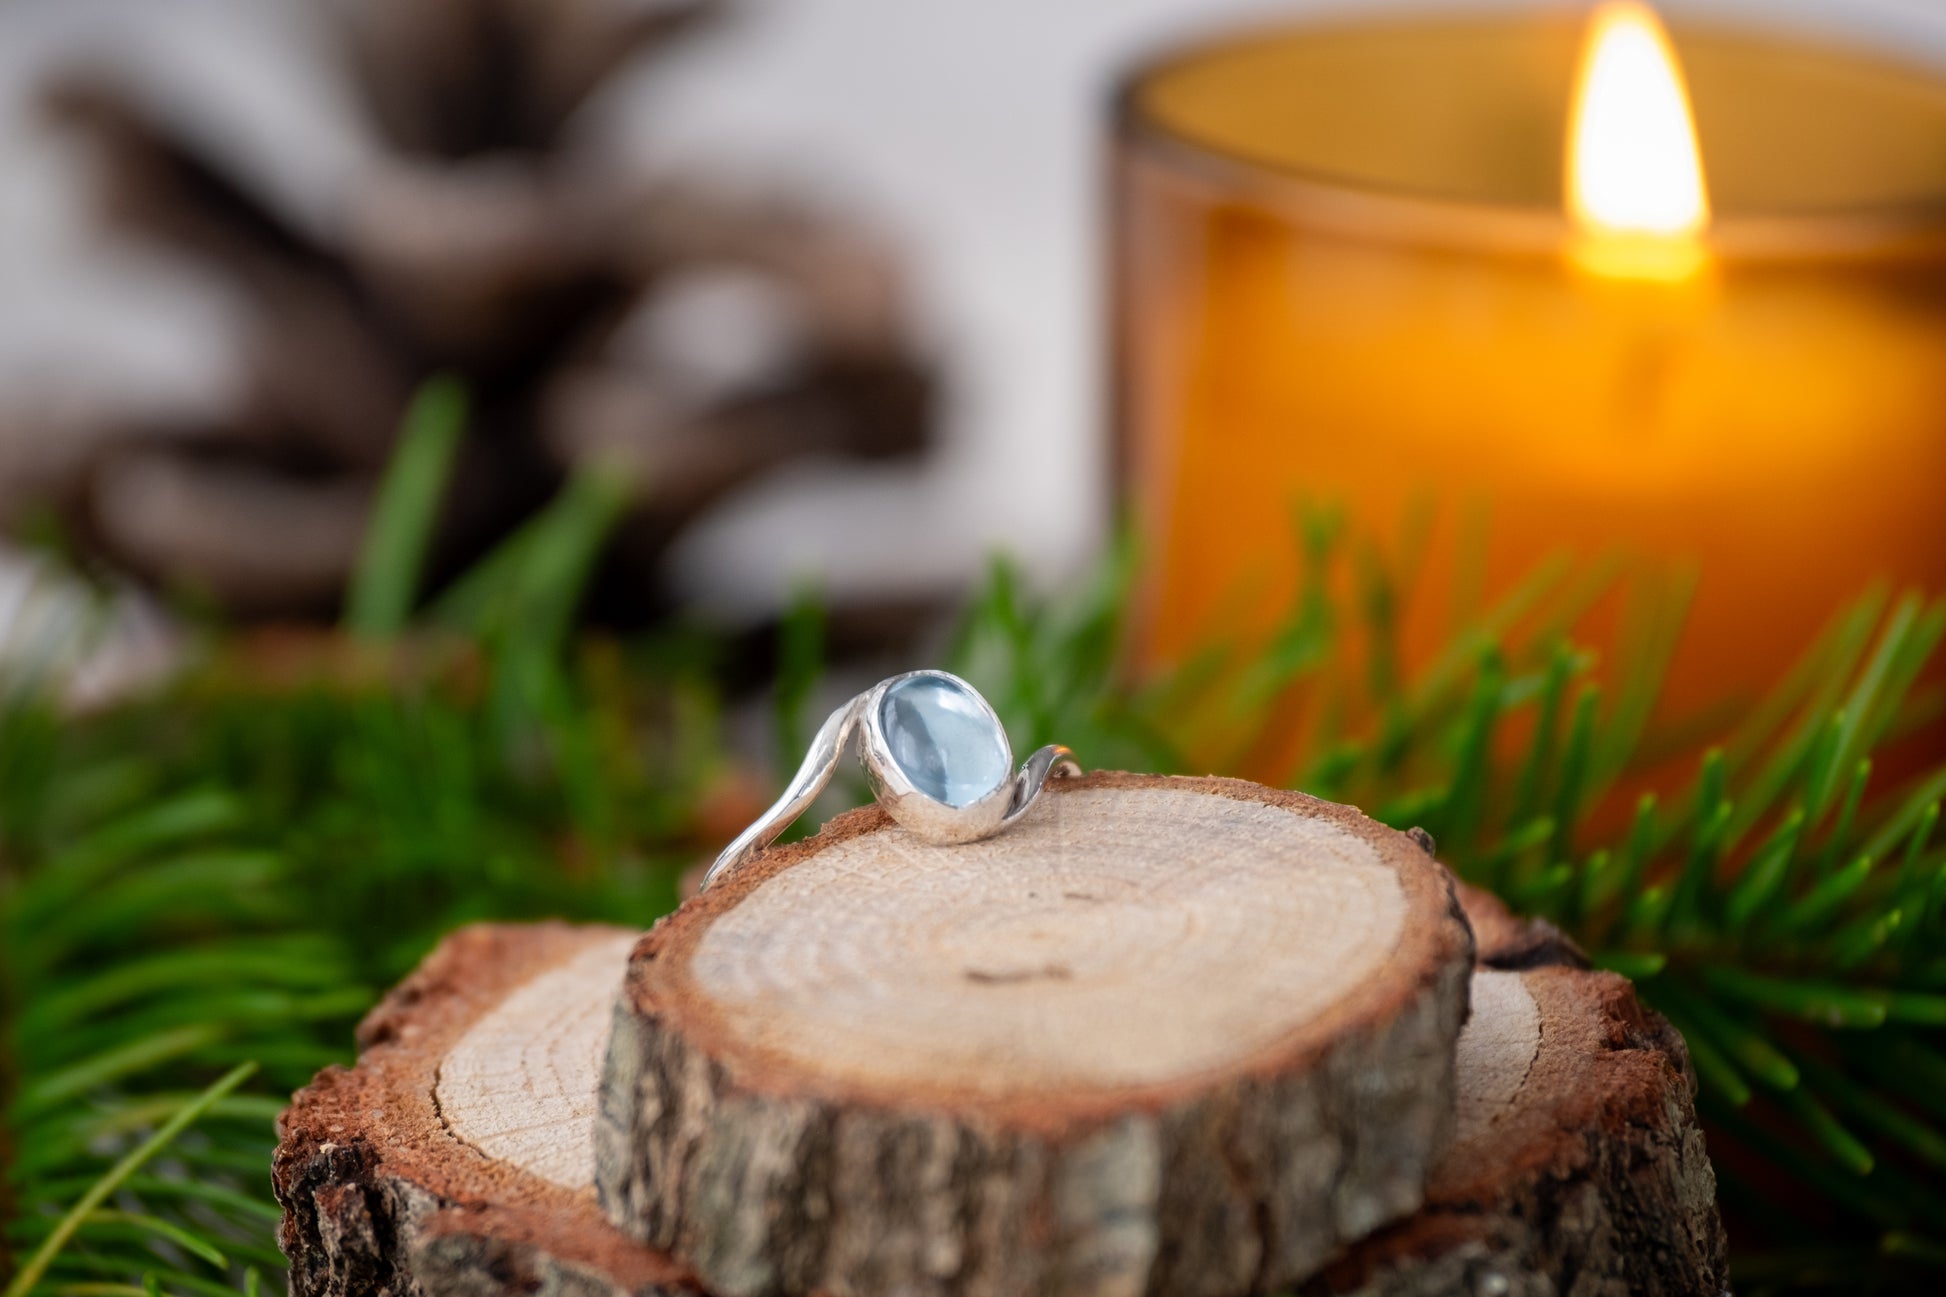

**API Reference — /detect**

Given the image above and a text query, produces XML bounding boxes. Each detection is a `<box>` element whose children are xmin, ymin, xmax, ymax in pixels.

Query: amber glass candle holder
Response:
<box><xmin>1112</xmin><ymin>8</ymin><xmax>1946</xmax><ymax>724</ymax></box>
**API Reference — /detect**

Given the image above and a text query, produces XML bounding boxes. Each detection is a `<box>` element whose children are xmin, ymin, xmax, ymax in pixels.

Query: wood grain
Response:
<box><xmin>1310</xmin><ymin>885</ymin><xmax>1730</xmax><ymax>1297</ymax></box>
<box><xmin>274</xmin><ymin>833</ymin><xmax>1725</xmax><ymax>1297</ymax></box>
<box><xmin>596</xmin><ymin>773</ymin><xmax>1476</xmax><ymax>1297</ymax></box>
<box><xmin>437</xmin><ymin>934</ymin><xmax>636</xmax><ymax>1190</ymax></box>
<box><xmin>274</xmin><ymin>923</ymin><xmax>695</xmax><ymax>1297</ymax></box>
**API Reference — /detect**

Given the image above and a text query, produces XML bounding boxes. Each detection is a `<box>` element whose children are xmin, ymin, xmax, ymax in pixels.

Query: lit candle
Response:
<box><xmin>1566</xmin><ymin>1</ymin><xmax>1708</xmax><ymax>281</ymax></box>
<box><xmin>1114</xmin><ymin>3</ymin><xmax>1946</xmax><ymax>729</ymax></box>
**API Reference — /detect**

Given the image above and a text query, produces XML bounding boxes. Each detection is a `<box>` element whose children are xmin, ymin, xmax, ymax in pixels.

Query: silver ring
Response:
<box><xmin>701</xmin><ymin>669</ymin><xmax>1081</xmax><ymax>890</ymax></box>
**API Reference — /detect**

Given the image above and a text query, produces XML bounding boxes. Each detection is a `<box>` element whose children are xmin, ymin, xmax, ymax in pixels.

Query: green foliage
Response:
<box><xmin>2</xmin><ymin>387</ymin><xmax>723</xmax><ymax>1296</ymax></box>
<box><xmin>950</xmin><ymin>505</ymin><xmax>1946</xmax><ymax>1293</ymax></box>
<box><xmin>5</xmin><ymin>1065</ymin><xmax>257</xmax><ymax>1297</ymax></box>
<box><xmin>5</xmin><ymin>397</ymin><xmax>1945</xmax><ymax>1295</ymax></box>
<box><xmin>344</xmin><ymin>374</ymin><xmax>468</xmax><ymax>639</ymax></box>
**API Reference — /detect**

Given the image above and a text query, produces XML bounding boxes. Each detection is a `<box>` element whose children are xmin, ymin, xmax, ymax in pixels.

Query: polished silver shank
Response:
<box><xmin>1008</xmin><ymin>743</ymin><xmax>1083</xmax><ymax>824</ymax></box>
<box><xmin>700</xmin><ymin>670</ymin><xmax>1080</xmax><ymax>890</ymax></box>
<box><xmin>699</xmin><ymin>695</ymin><xmax>863</xmax><ymax>891</ymax></box>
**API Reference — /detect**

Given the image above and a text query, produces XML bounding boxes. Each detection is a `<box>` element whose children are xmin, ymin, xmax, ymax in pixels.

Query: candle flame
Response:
<box><xmin>1567</xmin><ymin>1</ymin><xmax>1709</xmax><ymax>278</ymax></box>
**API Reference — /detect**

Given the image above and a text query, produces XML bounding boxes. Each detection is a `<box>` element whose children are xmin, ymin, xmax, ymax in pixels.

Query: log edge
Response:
<box><xmin>1311</xmin><ymin>890</ymin><xmax>1729</xmax><ymax>1297</ymax></box>
<box><xmin>275</xmin><ymin>922</ymin><xmax>694</xmax><ymax>1297</ymax></box>
<box><xmin>598</xmin><ymin>773</ymin><xmax>1477</xmax><ymax>1296</ymax></box>
<box><xmin>624</xmin><ymin>771</ymin><xmax>1475</xmax><ymax>1131</ymax></box>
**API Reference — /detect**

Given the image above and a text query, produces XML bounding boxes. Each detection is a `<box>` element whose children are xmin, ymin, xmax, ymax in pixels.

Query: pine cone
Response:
<box><xmin>29</xmin><ymin>0</ymin><xmax>934</xmax><ymax>620</ymax></box>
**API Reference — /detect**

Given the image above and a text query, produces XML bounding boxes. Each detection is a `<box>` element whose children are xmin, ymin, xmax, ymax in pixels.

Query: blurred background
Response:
<box><xmin>8</xmin><ymin>3</ymin><xmax>1946</xmax><ymax>1294</ymax></box>
<box><xmin>7</xmin><ymin>0</ymin><xmax>1944</xmax><ymax>659</ymax></box>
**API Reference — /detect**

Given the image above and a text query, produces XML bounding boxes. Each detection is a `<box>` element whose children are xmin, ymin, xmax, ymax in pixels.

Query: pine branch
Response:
<box><xmin>2</xmin><ymin>385</ymin><xmax>716</xmax><ymax>1297</ymax></box>
<box><xmin>4</xmin><ymin>1065</ymin><xmax>256</xmax><ymax>1297</ymax></box>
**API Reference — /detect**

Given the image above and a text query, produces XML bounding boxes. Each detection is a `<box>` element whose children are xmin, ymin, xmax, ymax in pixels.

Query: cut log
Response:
<box><xmin>272</xmin><ymin>819</ymin><xmax>1726</xmax><ymax>1297</ymax></box>
<box><xmin>595</xmin><ymin>773</ymin><xmax>1476</xmax><ymax>1297</ymax></box>
<box><xmin>273</xmin><ymin>923</ymin><xmax>698</xmax><ymax>1297</ymax></box>
<box><xmin>1309</xmin><ymin>884</ymin><xmax>1730</xmax><ymax>1297</ymax></box>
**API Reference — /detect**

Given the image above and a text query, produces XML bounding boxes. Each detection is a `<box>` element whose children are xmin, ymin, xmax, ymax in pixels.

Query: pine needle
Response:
<box><xmin>344</xmin><ymin>376</ymin><xmax>467</xmax><ymax>638</ymax></box>
<box><xmin>4</xmin><ymin>1065</ymin><xmax>255</xmax><ymax>1297</ymax></box>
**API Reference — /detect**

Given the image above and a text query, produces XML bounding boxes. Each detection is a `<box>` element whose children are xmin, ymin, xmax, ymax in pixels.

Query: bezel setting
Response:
<box><xmin>859</xmin><ymin>670</ymin><xmax>1017</xmax><ymax>844</ymax></box>
<box><xmin>699</xmin><ymin>668</ymin><xmax>1081</xmax><ymax>889</ymax></box>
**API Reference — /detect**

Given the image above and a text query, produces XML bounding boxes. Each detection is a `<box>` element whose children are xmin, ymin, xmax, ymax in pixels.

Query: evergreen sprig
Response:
<box><xmin>2</xmin><ymin>393</ymin><xmax>721</xmax><ymax>1297</ymax></box>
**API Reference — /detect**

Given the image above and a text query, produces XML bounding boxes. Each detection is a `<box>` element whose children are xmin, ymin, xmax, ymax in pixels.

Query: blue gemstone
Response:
<box><xmin>878</xmin><ymin>674</ymin><xmax>1010</xmax><ymax>807</ymax></box>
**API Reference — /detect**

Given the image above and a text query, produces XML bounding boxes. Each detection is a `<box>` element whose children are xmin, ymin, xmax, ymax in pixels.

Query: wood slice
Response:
<box><xmin>595</xmin><ymin>773</ymin><xmax>1476</xmax><ymax>1297</ymax></box>
<box><xmin>274</xmin><ymin>923</ymin><xmax>698</xmax><ymax>1297</ymax></box>
<box><xmin>1308</xmin><ymin>885</ymin><xmax>1730</xmax><ymax>1297</ymax></box>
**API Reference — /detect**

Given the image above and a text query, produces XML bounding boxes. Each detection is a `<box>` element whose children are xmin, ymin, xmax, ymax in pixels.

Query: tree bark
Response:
<box><xmin>1309</xmin><ymin>884</ymin><xmax>1730</xmax><ymax>1297</ymax></box>
<box><xmin>272</xmin><ymin>796</ymin><xmax>1727</xmax><ymax>1297</ymax></box>
<box><xmin>273</xmin><ymin>922</ymin><xmax>698</xmax><ymax>1297</ymax></box>
<box><xmin>595</xmin><ymin>773</ymin><xmax>1476</xmax><ymax>1297</ymax></box>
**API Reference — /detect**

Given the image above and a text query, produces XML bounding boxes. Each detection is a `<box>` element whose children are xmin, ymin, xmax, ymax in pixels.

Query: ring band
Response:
<box><xmin>701</xmin><ymin>669</ymin><xmax>1081</xmax><ymax>890</ymax></box>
